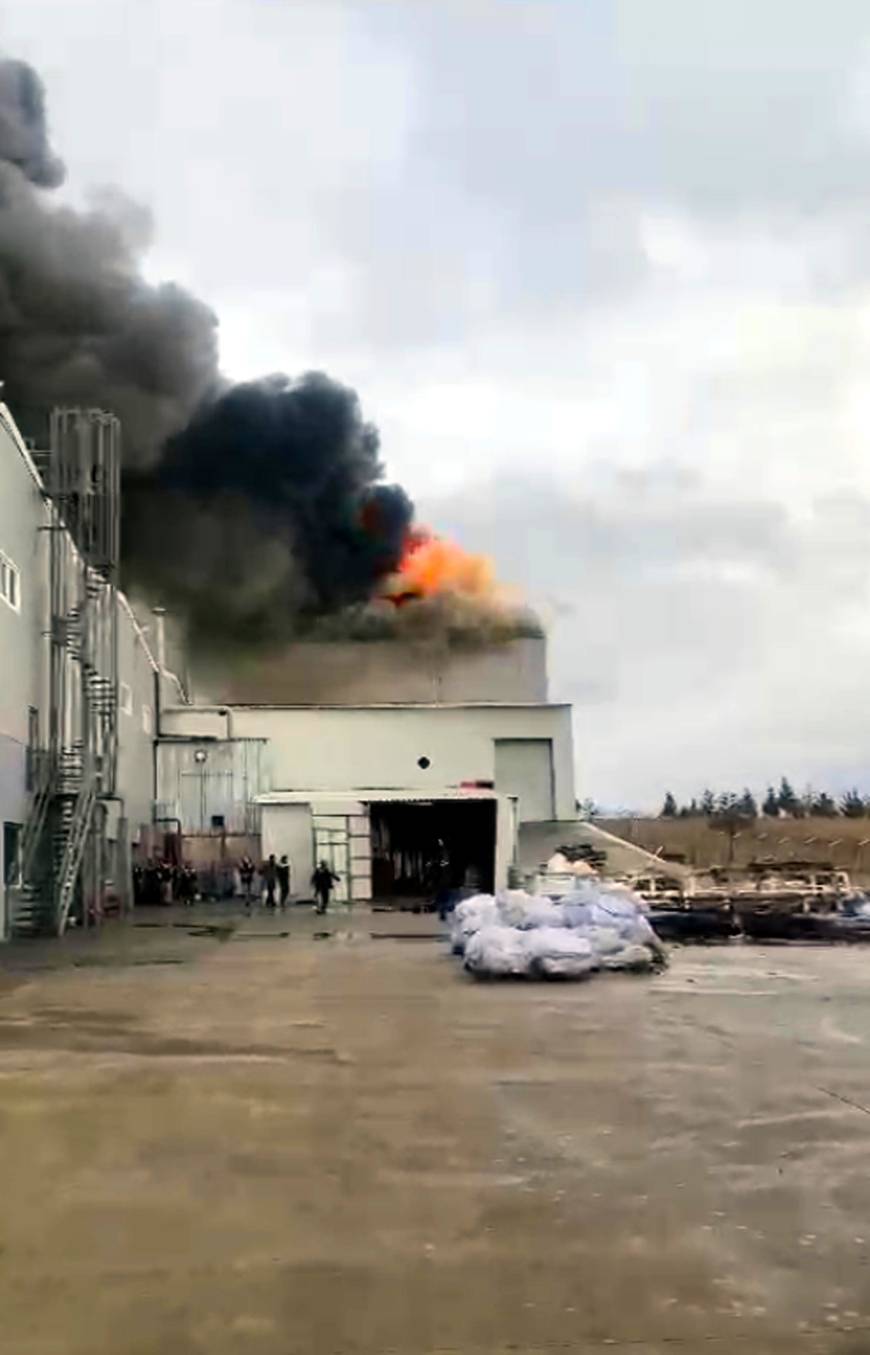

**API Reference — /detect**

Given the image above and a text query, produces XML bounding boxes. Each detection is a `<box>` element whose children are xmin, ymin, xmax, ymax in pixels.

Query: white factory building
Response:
<box><xmin>0</xmin><ymin>402</ymin><xmax>179</xmax><ymax>938</ymax></box>
<box><xmin>1</xmin><ymin>395</ymin><xmax>579</xmax><ymax>935</ymax></box>
<box><xmin>157</xmin><ymin>637</ymin><xmax>575</xmax><ymax>903</ymax></box>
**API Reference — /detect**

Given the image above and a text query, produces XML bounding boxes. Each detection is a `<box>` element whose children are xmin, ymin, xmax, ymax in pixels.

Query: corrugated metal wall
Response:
<box><xmin>156</xmin><ymin>739</ymin><xmax>268</xmax><ymax>834</ymax></box>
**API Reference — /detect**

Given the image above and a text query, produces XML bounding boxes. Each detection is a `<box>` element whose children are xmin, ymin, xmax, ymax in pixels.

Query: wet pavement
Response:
<box><xmin>2</xmin><ymin>907</ymin><xmax>870</xmax><ymax>1352</ymax></box>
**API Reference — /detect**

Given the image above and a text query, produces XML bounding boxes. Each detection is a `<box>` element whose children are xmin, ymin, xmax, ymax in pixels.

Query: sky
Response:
<box><xmin>4</xmin><ymin>0</ymin><xmax>870</xmax><ymax>809</ymax></box>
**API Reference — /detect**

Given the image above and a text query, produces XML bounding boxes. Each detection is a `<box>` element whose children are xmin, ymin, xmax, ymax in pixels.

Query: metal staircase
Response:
<box><xmin>7</xmin><ymin>409</ymin><xmax>121</xmax><ymax>940</ymax></box>
<box><xmin>55</xmin><ymin>775</ymin><xmax>97</xmax><ymax>935</ymax></box>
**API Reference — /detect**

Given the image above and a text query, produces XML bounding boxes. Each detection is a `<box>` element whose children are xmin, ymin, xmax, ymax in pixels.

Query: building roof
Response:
<box><xmin>256</xmin><ymin>787</ymin><xmax>503</xmax><ymax>805</ymax></box>
<box><xmin>0</xmin><ymin>402</ymin><xmax>44</xmax><ymax>488</ymax></box>
<box><xmin>165</xmin><ymin>702</ymin><xmax>570</xmax><ymax>713</ymax></box>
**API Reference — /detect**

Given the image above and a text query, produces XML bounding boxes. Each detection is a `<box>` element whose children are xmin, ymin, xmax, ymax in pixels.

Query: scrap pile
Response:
<box><xmin>449</xmin><ymin>883</ymin><xmax>667</xmax><ymax>981</ymax></box>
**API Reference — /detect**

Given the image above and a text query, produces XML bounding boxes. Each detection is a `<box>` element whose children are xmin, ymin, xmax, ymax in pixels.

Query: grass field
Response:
<box><xmin>596</xmin><ymin>814</ymin><xmax>870</xmax><ymax>883</ymax></box>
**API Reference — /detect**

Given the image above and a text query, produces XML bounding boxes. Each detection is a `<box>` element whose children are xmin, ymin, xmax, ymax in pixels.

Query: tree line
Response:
<box><xmin>660</xmin><ymin>778</ymin><xmax>870</xmax><ymax>821</ymax></box>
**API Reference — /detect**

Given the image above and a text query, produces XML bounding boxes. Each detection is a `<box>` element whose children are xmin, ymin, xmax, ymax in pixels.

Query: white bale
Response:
<box><xmin>585</xmin><ymin>925</ymin><xmax>623</xmax><ymax>958</ymax></box>
<box><xmin>560</xmin><ymin>900</ymin><xmax>594</xmax><ymax>929</ymax></box>
<box><xmin>464</xmin><ymin>925</ymin><xmax>531</xmax><ymax>977</ymax></box>
<box><xmin>523</xmin><ymin>927</ymin><xmax>597</xmax><ymax>979</ymax></box>
<box><xmin>496</xmin><ymin>889</ymin><xmax>535</xmax><ymax>927</ymax></box>
<box><xmin>512</xmin><ymin>898</ymin><xmax>567</xmax><ymax>931</ymax></box>
<box><xmin>450</xmin><ymin>893</ymin><xmax>498</xmax><ymax>954</ymax></box>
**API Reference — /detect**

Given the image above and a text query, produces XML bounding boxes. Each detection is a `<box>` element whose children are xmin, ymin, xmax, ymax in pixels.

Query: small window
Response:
<box><xmin>25</xmin><ymin>707</ymin><xmax>39</xmax><ymax>791</ymax></box>
<box><xmin>141</xmin><ymin>704</ymin><xmax>153</xmax><ymax>735</ymax></box>
<box><xmin>0</xmin><ymin>552</ymin><xmax>20</xmax><ymax>612</ymax></box>
<box><xmin>3</xmin><ymin>821</ymin><xmax>22</xmax><ymax>887</ymax></box>
<box><xmin>120</xmin><ymin>682</ymin><xmax>133</xmax><ymax>715</ymax></box>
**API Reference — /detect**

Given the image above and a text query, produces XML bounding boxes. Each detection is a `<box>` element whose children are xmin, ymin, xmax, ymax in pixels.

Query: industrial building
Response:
<box><xmin>157</xmin><ymin>636</ymin><xmax>575</xmax><ymax>903</ymax></box>
<box><xmin>0</xmin><ymin>402</ymin><xmax>180</xmax><ymax>937</ymax></box>
<box><xmin>1</xmin><ymin>399</ymin><xmax>579</xmax><ymax>935</ymax></box>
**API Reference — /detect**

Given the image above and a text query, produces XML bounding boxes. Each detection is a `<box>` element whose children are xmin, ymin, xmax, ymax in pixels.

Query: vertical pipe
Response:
<box><xmin>152</xmin><ymin>607</ymin><xmax>167</xmax><ymax>671</ymax></box>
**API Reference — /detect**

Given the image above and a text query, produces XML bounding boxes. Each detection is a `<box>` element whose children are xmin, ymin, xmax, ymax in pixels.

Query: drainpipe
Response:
<box><xmin>152</xmin><ymin>606</ymin><xmax>167</xmax><ymax>672</ymax></box>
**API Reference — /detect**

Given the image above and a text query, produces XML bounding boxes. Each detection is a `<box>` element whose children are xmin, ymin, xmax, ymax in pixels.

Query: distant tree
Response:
<box><xmin>777</xmin><ymin>777</ymin><xmax>800</xmax><ymax>817</ymax></box>
<box><xmin>811</xmin><ymin>791</ymin><xmax>838</xmax><ymax>818</ymax></box>
<box><xmin>700</xmin><ymin>788</ymin><xmax>716</xmax><ymax>817</ymax></box>
<box><xmin>576</xmin><ymin>798</ymin><xmax>599</xmax><ymax>820</ymax></box>
<box><xmin>711</xmin><ymin>792</ymin><xmax>755</xmax><ymax>864</ymax></box>
<box><xmin>661</xmin><ymin>791</ymin><xmax>678</xmax><ymax>818</ymax></box>
<box><xmin>762</xmin><ymin>786</ymin><xmax>780</xmax><ymax>817</ymax></box>
<box><xmin>678</xmin><ymin>797</ymin><xmax>700</xmax><ymax>819</ymax></box>
<box><xmin>840</xmin><ymin>789</ymin><xmax>867</xmax><ymax>819</ymax></box>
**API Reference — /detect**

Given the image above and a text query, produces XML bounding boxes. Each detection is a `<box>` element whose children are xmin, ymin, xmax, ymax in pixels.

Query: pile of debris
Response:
<box><xmin>551</xmin><ymin>843</ymin><xmax>608</xmax><ymax>871</ymax></box>
<box><xmin>449</xmin><ymin>883</ymin><xmax>667</xmax><ymax>981</ymax></box>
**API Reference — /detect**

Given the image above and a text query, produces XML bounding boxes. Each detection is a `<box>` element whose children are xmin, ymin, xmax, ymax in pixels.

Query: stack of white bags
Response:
<box><xmin>449</xmin><ymin>883</ymin><xmax>666</xmax><ymax>980</ymax></box>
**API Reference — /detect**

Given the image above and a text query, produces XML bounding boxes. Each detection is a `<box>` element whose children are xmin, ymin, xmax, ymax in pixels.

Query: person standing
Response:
<box><xmin>144</xmin><ymin>858</ymin><xmax>160</xmax><ymax>906</ymax></box>
<box><xmin>239</xmin><ymin>854</ymin><xmax>255</xmax><ymax>909</ymax></box>
<box><xmin>261</xmin><ymin>854</ymin><xmax>278</xmax><ymax>909</ymax></box>
<box><xmin>311</xmin><ymin>861</ymin><xmax>339</xmax><ymax>916</ymax></box>
<box><xmin>277</xmin><ymin>854</ymin><xmax>292</xmax><ymax>909</ymax></box>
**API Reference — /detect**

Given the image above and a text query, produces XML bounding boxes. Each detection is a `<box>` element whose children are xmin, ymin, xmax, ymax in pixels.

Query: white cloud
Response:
<box><xmin>6</xmin><ymin>0</ymin><xmax>870</xmax><ymax>804</ymax></box>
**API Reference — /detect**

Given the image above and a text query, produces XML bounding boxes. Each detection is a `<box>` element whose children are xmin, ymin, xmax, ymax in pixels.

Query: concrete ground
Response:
<box><xmin>3</xmin><ymin>908</ymin><xmax>870</xmax><ymax>1353</ymax></box>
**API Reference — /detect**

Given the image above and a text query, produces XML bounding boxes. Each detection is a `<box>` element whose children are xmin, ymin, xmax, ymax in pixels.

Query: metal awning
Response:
<box><xmin>256</xmin><ymin>787</ymin><xmax>500</xmax><ymax>806</ymax></box>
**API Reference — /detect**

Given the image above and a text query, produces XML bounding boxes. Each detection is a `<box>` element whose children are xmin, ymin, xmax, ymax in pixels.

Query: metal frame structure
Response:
<box><xmin>10</xmin><ymin>409</ymin><xmax>121</xmax><ymax>936</ymax></box>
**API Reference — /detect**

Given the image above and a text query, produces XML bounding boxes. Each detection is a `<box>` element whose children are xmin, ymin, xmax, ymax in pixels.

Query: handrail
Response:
<box><xmin>56</xmin><ymin>775</ymin><xmax>97</xmax><ymax>936</ymax></box>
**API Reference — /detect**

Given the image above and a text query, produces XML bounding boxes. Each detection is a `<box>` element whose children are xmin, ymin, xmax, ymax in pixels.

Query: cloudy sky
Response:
<box><xmin>6</xmin><ymin>0</ymin><xmax>870</xmax><ymax>808</ymax></box>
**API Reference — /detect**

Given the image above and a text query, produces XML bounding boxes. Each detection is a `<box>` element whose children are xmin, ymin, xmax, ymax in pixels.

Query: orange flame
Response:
<box><xmin>386</xmin><ymin>529</ymin><xmax>497</xmax><ymax>604</ymax></box>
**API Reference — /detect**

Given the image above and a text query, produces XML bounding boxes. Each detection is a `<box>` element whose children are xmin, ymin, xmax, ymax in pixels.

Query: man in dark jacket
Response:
<box><xmin>276</xmin><ymin>855</ymin><xmax>292</xmax><ymax>908</ymax></box>
<box><xmin>311</xmin><ymin>861</ymin><xmax>339</xmax><ymax>915</ymax></box>
<box><xmin>261</xmin><ymin>855</ymin><xmax>278</xmax><ymax>908</ymax></box>
<box><xmin>239</xmin><ymin>855</ymin><xmax>255</xmax><ymax>909</ymax></box>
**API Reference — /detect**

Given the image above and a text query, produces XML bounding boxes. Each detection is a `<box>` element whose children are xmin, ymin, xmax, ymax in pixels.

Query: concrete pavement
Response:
<box><xmin>2</xmin><ymin>907</ymin><xmax>870</xmax><ymax>1352</ymax></box>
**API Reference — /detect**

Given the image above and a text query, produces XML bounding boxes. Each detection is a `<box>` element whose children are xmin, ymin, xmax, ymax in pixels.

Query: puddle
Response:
<box><xmin>369</xmin><ymin>933</ymin><xmax>441</xmax><ymax>942</ymax></box>
<box><xmin>230</xmin><ymin>932</ymin><xmax>290</xmax><ymax>941</ymax></box>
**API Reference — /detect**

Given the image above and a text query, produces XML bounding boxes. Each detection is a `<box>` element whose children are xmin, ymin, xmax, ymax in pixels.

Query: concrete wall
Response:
<box><xmin>194</xmin><ymin>636</ymin><xmax>548</xmax><ymax>706</ymax></box>
<box><xmin>493</xmin><ymin>739</ymin><xmax>557</xmax><ymax>822</ymax></box>
<box><xmin>261</xmin><ymin>803</ymin><xmax>313</xmax><ymax>897</ymax></box>
<box><xmin>157</xmin><ymin>738</ymin><xmax>268</xmax><ymax>834</ymax></box>
<box><xmin>0</xmin><ymin>409</ymin><xmax>45</xmax><ymax>926</ymax></box>
<box><xmin>116</xmin><ymin>597</ymin><xmax>160</xmax><ymax>845</ymax></box>
<box><xmin>0</xmin><ymin>402</ymin><xmax>174</xmax><ymax>930</ymax></box>
<box><xmin>161</xmin><ymin>703</ymin><xmax>575</xmax><ymax>823</ymax></box>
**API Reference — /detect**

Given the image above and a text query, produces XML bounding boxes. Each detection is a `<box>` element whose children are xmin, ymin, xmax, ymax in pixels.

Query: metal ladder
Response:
<box><xmin>7</xmin><ymin>755</ymin><xmax>55</xmax><ymax>937</ymax></box>
<box><xmin>55</xmin><ymin>776</ymin><xmax>97</xmax><ymax>936</ymax></box>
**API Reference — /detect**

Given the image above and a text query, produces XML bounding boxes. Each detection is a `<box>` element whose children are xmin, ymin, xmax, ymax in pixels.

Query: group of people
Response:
<box><xmin>238</xmin><ymin>853</ymin><xmax>293</xmax><ymax>909</ymax></box>
<box><xmin>132</xmin><ymin>859</ymin><xmax>198</xmax><ymax>906</ymax></box>
<box><xmin>238</xmin><ymin>854</ymin><xmax>340</xmax><ymax>914</ymax></box>
<box><xmin>131</xmin><ymin>852</ymin><xmax>341</xmax><ymax>915</ymax></box>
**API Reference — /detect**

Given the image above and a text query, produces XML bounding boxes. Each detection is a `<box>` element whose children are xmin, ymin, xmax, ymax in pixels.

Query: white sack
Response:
<box><xmin>450</xmin><ymin>894</ymin><xmax>498</xmax><ymax>954</ymax></box>
<box><xmin>464</xmin><ymin>925</ymin><xmax>531</xmax><ymax>977</ymax></box>
<box><xmin>524</xmin><ymin>927</ymin><xmax>597</xmax><ymax>979</ymax></box>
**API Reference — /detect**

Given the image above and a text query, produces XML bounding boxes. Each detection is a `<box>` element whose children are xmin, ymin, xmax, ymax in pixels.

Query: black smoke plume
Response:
<box><xmin>124</xmin><ymin>373</ymin><xmax>414</xmax><ymax>649</ymax></box>
<box><xmin>0</xmin><ymin>54</ymin><xmax>534</xmax><ymax>652</ymax></box>
<box><xmin>0</xmin><ymin>58</ymin><xmax>218</xmax><ymax>465</ymax></box>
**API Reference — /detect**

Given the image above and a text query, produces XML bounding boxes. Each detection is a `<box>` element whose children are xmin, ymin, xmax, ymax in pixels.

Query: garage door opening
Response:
<box><xmin>370</xmin><ymin>799</ymin><xmax>496</xmax><ymax>903</ymax></box>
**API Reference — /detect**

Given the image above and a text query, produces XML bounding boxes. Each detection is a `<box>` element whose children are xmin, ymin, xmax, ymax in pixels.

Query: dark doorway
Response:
<box><xmin>370</xmin><ymin>799</ymin><xmax>496</xmax><ymax>903</ymax></box>
<box><xmin>3</xmin><ymin>821</ymin><xmax>22</xmax><ymax>886</ymax></box>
